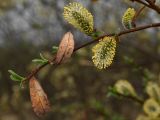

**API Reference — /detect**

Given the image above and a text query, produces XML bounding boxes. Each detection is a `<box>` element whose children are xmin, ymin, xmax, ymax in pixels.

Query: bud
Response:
<box><xmin>114</xmin><ymin>80</ymin><xmax>137</xmax><ymax>97</ymax></box>
<box><xmin>55</xmin><ymin>32</ymin><xmax>75</xmax><ymax>64</ymax></box>
<box><xmin>29</xmin><ymin>77</ymin><xmax>51</xmax><ymax>117</ymax></box>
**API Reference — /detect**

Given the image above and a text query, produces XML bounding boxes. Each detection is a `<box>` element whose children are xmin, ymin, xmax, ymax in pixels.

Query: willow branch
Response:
<box><xmin>134</xmin><ymin>0</ymin><xmax>151</xmax><ymax>7</ymax></box>
<box><xmin>116</xmin><ymin>93</ymin><xmax>144</xmax><ymax>104</ymax></box>
<box><xmin>24</xmin><ymin>22</ymin><xmax>160</xmax><ymax>82</ymax></box>
<box><xmin>132</xmin><ymin>0</ymin><xmax>160</xmax><ymax>13</ymax></box>
<box><xmin>118</xmin><ymin>22</ymin><xmax>160</xmax><ymax>36</ymax></box>
<box><xmin>76</xmin><ymin>22</ymin><xmax>160</xmax><ymax>50</ymax></box>
<box><xmin>132</xmin><ymin>5</ymin><xmax>146</xmax><ymax>25</ymax></box>
<box><xmin>145</xmin><ymin>0</ymin><xmax>160</xmax><ymax>13</ymax></box>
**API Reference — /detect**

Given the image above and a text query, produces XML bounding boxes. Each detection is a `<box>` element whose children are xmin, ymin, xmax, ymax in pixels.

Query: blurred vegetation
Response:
<box><xmin>0</xmin><ymin>0</ymin><xmax>160</xmax><ymax>120</ymax></box>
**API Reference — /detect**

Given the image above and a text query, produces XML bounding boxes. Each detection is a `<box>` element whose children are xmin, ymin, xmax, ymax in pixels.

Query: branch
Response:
<box><xmin>76</xmin><ymin>22</ymin><xmax>160</xmax><ymax>50</ymax></box>
<box><xmin>132</xmin><ymin>0</ymin><xmax>160</xmax><ymax>13</ymax></box>
<box><xmin>134</xmin><ymin>0</ymin><xmax>151</xmax><ymax>7</ymax></box>
<box><xmin>132</xmin><ymin>5</ymin><xmax>146</xmax><ymax>26</ymax></box>
<box><xmin>118</xmin><ymin>22</ymin><xmax>160</xmax><ymax>36</ymax></box>
<box><xmin>145</xmin><ymin>0</ymin><xmax>160</xmax><ymax>13</ymax></box>
<box><xmin>116</xmin><ymin>92</ymin><xmax>144</xmax><ymax>104</ymax></box>
<box><xmin>23</xmin><ymin>22</ymin><xmax>160</xmax><ymax>82</ymax></box>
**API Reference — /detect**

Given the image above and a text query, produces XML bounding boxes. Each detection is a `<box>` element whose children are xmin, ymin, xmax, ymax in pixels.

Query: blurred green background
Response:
<box><xmin>0</xmin><ymin>0</ymin><xmax>160</xmax><ymax>120</ymax></box>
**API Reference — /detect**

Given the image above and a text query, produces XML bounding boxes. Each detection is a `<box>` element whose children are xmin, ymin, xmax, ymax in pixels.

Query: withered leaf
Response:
<box><xmin>55</xmin><ymin>32</ymin><xmax>75</xmax><ymax>64</ymax></box>
<box><xmin>29</xmin><ymin>77</ymin><xmax>51</xmax><ymax>117</ymax></box>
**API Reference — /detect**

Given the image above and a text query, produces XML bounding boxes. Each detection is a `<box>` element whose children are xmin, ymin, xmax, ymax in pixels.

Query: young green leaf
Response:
<box><xmin>40</xmin><ymin>53</ymin><xmax>47</xmax><ymax>61</ymax></box>
<box><xmin>19</xmin><ymin>80</ymin><xmax>25</xmax><ymax>88</ymax></box>
<box><xmin>52</xmin><ymin>46</ymin><xmax>58</xmax><ymax>54</ymax></box>
<box><xmin>32</xmin><ymin>53</ymin><xmax>48</xmax><ymax>65</ymax></box>
<box><xmin>8</xmin><ymin>70</ymin><xmax>25</xmax><ymax>82</ymax></box>
<box><xmin>90</xmin><ymin>30</ymin><xmax>103</xmax><ymax>39</ymax></box>
<box><xmin>10</xmin><ymin>75</ymin><xmax>21</xmax><ymax>82</ymax></box>
<box><xmin>107</xmin><ymin>86</ymin><xmax>119</xmax><ymax>98</ymax></box>
<box><xmin>32</xmin><ymin>59</ymin><xmax>48</xmax><ymax>65</ymax></box>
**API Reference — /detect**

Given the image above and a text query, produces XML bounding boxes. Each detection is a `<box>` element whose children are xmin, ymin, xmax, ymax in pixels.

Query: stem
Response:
<box><xmin>145</xmin><ymin>0</ymin><xmax>160</xmax><ymax>13</ymax></box>
<box><xmin>135</xmin><ymin>0</ymin><xmax>151</xmax><ymax>7</ymax></box>
<box><xmin>24</xmin><ymin>22</ymin><xmax>160</xmax><ymax>82</ymax></box>
<box><xmin>118</xmin><ymin>22</ymin><xmax>160</xmax><ymax>36</ymax></box>
<box><xmin>132</xmin><ymin>0</ymin><xmax>160</xmax><ymax>13</ymax></box>
<box><xmin>132</xmin><ymin>5</ymin><xmax>146</xmax><ymax>25</ymax></box>
<box><xmin>116</xmin><ymin>93</ymin><xmax>144</xmax><ymax>104</ymax></box>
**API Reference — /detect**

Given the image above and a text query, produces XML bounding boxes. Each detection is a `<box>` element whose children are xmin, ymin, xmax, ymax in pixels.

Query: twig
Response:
<box><xmin>132</xmin><ymin>5</ymin><xmax>146</xmax><ymax>26</ymax></box>
<box><xmin>76</xmin><ymin>22</ymin><xmax>160</xmax><ymax>50</ymax></box>
<box><xmin>116</xmin><ymin>92</ymin><xmax>144</xmax><ymax>104</ymax></box>
<box><xmin>131</xmin><ymin>0</ymin><xmax>160</xmax><ymax>13</ymax></box>
<box><xmin>145</xmin><ymin>0</ymin><xmax>160</xmax><ymax>13</ymax></box>
<box><xmin>118</xmin><ymin>22</ymin><xmax>160</xmax><ymax>36</ymax></box>
<box><xmin>133</xmin><ymin>0</ymin><xmax>151</xmax><ymax>7</ymax></box>
<box><xmin>24</xmin><ymin>22</ymin><xmax>160</xmax><ymax>82</ymax></box>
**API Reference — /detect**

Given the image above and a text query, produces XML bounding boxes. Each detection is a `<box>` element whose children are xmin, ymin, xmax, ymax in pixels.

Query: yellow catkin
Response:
<box><xmin>114</xmin><ymin>80</ymin><xmax>137</xmax><ymax>97</ymax></box>
<box><xmin>143</xmin><ymin>98</ymin><xmax>160</xmax><ymax>118</ymax></box>
<box><xmin>122</xmin><ymin>8</ymin><xmax>136</xmax><ymax>29</ymax></box>
<box><xmin>146</xmin><ymin>82</ymin><xmax>160</xmax><ymax>102</ymax></box>
<box><xmin>92</xmin><ymin>36</ymin><xmax>116</xmax><ymax>69</ymax></box>
<box><xmin>63</xmin><ymin>2</ymin><xmax>94</xmax><ymax>35</ymax></box>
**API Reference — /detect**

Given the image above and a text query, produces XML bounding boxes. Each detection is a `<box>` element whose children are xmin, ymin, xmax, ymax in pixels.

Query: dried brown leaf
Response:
<box><xmin>55</xmin><ymin>32</ymin><xmax>75</xmax><ymax>64</ymax></box>
<box><xmin>29</xmin><ymin>77</ymin><xmax>51</xmax><ymax>117</ymax></box>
